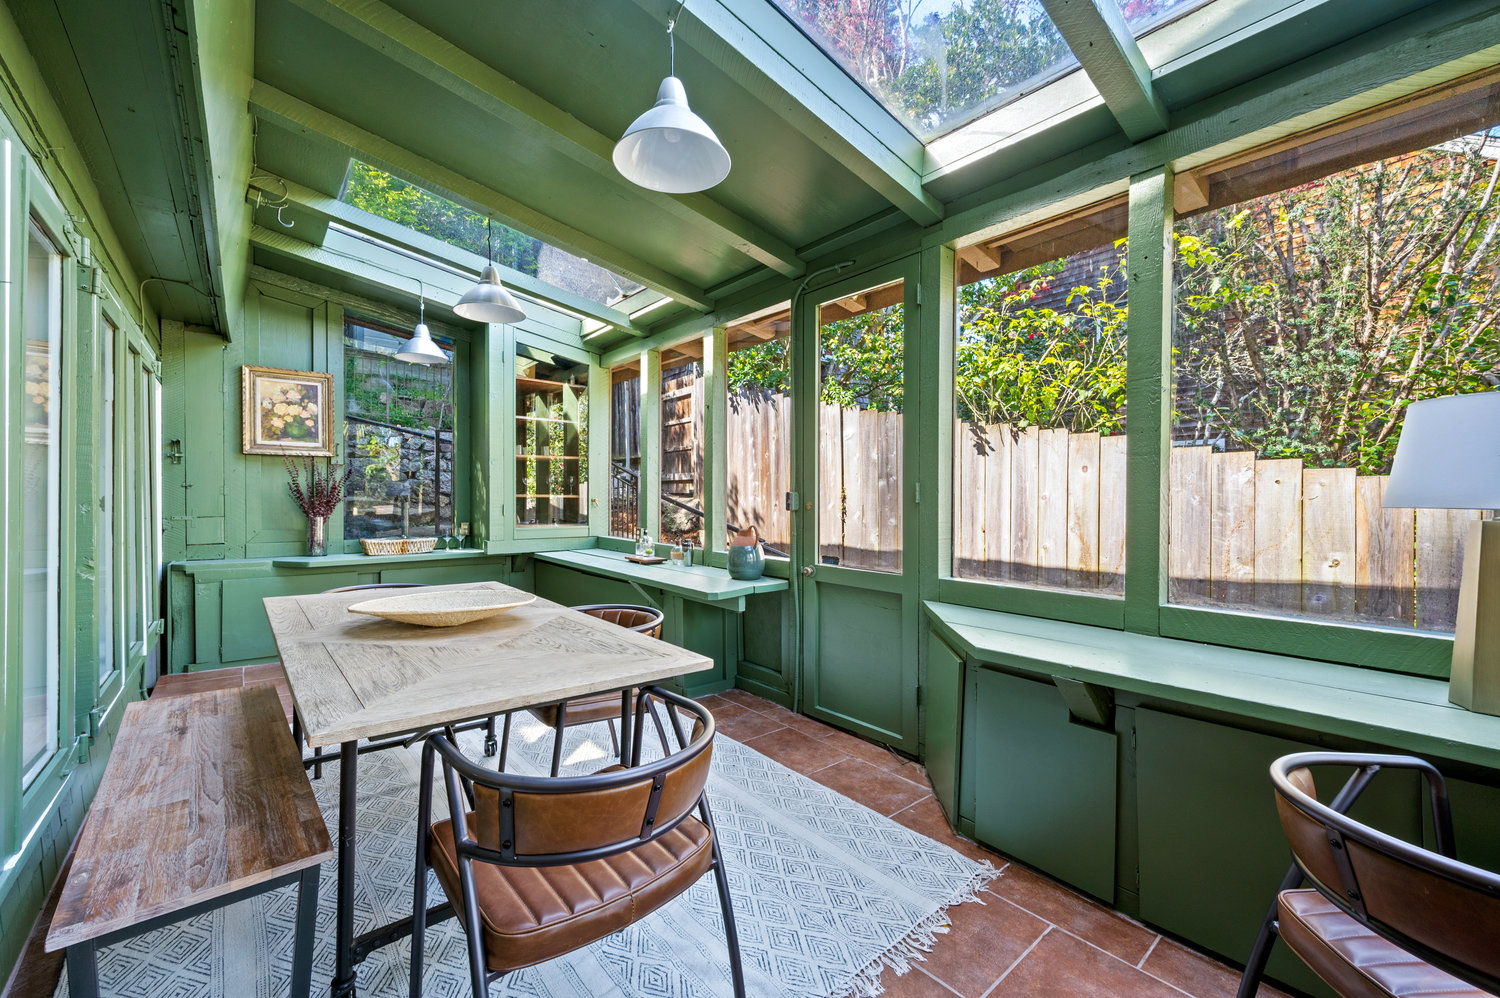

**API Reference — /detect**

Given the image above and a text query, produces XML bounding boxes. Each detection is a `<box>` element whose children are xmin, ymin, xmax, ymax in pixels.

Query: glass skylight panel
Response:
<box><xmin>1120</xmin><ymin>0</ymin><xmax>1215</xmax><ymax>36</ymax></box>
<box><xmin>339</xmin><ymin>162</ymin><xmax>644</xmax><ymax>307</ymax></box>
<box><xmin>766</xmin><ymin>0</ymin><xmax>1078</xmax><ymax>141</ymax></box>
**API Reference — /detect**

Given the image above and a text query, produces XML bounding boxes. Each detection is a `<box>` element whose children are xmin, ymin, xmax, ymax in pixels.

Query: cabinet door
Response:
<box><xmin>972</xmin><ymin>668</ymin><xmax>1117</xmax><ymax>900</ymax></box>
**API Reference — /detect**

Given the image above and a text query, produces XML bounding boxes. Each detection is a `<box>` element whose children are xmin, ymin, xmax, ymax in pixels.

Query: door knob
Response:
<box><xmin>801</xmin><ymin>566</ymin><xmax>815</xmax><ymax>577</ymax></box>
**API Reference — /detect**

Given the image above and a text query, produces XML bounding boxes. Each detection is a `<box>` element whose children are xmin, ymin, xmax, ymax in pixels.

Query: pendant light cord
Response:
<box><xmin>485</xmin><ymin>217</ymin><xmax>494</xmax><ymax>266</ymax></box>
<box><xmin>667</xmin><ymin>1</ymin><xmax>684</xmax><ymax>76</ymax></box>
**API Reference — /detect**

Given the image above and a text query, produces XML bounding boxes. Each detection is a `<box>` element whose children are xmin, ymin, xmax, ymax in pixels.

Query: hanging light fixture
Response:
<box><xmin>396</xmin><ymin>283</ymin><xmax>449</xmax><ymax>365</ymax></box>
<box><xmin>613</xmin><ymin>13</ymin><xmax>730</xmax><ymax>194</ymax></box>
<box><xmin>454</xmin><ymin>217</ymin><xmax>527</xmax><ymax>324</ymax></box>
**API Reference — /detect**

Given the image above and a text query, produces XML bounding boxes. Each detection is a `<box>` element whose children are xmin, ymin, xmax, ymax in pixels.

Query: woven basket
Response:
<box><xmin>360</xmin><ymin>537</ymin><xmax>439</xmax><ymax>556</ymax></box>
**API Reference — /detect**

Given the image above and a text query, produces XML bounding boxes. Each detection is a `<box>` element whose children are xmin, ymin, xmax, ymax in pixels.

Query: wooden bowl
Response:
<box><xmin>347</xmin><ymin>589</ymin><xmax>537</xmax><ymax>627</ymax></box>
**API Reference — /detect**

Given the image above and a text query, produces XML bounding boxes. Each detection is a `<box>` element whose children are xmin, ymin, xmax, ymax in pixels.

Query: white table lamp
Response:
<box><xmin>1384</xmin><ymin>392</ymin><xmax>1500</xmax><ymax>713</ymax></box>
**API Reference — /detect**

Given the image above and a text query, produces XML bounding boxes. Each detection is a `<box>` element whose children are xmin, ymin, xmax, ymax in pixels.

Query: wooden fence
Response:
<box><xmin>728</xmin><ymin>391</ymin><xmax>1475</xmax><ymax>630</ymax></box>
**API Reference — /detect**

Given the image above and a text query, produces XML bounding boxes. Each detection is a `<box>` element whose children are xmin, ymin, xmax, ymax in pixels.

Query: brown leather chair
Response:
<box><xmin>1236</xmin><ymin>752</ymin><xmax>1500</xmax><ymax>998</ymax></box>
<box><xmin>494</xmin><ymin>603</ymin><xmax>666</xmax><ymax>775</ymax></box>
<box><xmin>409</xmin><ymin>687</ymin><xmax>745</xmax><ymax>998</ymax></box>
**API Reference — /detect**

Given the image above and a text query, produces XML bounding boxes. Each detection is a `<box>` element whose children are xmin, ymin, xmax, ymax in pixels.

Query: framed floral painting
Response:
<box><xmin>241</xmin><ymin>365</ymin><xmax>334</xmax><ymax>456</ymax></box>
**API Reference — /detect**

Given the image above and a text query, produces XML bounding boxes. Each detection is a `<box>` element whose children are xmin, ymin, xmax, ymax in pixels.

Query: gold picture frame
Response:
<box><xmin>241</xmin><ymin>365</ymin><xmax>335</xmax><ymax>456</ymax></box>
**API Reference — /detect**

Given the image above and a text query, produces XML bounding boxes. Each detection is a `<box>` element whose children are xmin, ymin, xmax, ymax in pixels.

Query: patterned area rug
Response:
<box><xmin>57</xmin><ymin>713</ymin><xmax>996</xmax><ymax>998</ymax></box>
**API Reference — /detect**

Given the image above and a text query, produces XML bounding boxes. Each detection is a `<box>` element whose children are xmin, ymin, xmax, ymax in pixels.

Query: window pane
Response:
<box><xmin>951</xmin><ymin>201</ymin><xmax>1129</xmax><ymax>592</ymax></box>
<box><xmin>517</xmin><ymin>350</ymin><xmax>588</xmax><ymax>527</ymax></box>
<box><xmin>22</xmin><ymin>218</ymin><xmax>62</xmax><ymax>782</ymax></box>
<box><xmin>97</xmin><ymin>319</ymin><xmax>116</xmax><ymax>689</ymax></box>
<box><xmin>768</xmin><ymin>0</ymin><xmax>1077</xmax><ymax>140</ymax></box>
<box><xmin>727</xmin><ymin>302</ymin><xmax>792</xmax><ymax>558</ymax></box>
<box><xmin>660</xmin><ymin>339</ymin><xmax>705</xmax><ymax>548</ymax></box>
<box><xmin>818</xmin><ymin>279</ymin><xmax>903</xmax><ymax>572</ymax></box>
<box><xmin>1170</xmin><ymin>131</ymin><xmax>1500</xmax><ymax>630</ymax></box>
<box><xmin>608</xmin><ymin>364</ymin><xmax>641</xmax><ymax>540</ymax></box>
<box><xmin>344</xmin><ymin>319</ymin><xmax>458</xmax><ymax>540</ymax></box>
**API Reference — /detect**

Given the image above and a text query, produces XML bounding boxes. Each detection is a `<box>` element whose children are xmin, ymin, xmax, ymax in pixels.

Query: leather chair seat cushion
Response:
<box><xmin>1277</xmin><ymin>889</ymin><xmax>1489</xmax><ymax>998</ymax></box>
<box><xmin>428</xmin><ymin>813</ymin><xmax>714</xmax><ymax>973</ymax></box>
<box><xmin>529</xmin><ymin>691</ymin><xmax>633</xmax><ymax>728</ymax></box>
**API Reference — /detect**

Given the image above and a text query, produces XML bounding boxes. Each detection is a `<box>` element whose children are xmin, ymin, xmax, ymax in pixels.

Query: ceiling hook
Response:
<box><xmin>277</xmin><ymin>205</ymin><xmax>294</xmax><ymax>228</ymax></box>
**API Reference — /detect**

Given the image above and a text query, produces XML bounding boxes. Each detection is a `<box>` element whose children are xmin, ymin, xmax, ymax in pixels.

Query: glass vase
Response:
<box><xmin>306</xmin><ymin>515</ymin><xmax>327</xmax><ymax>558</ymax></box>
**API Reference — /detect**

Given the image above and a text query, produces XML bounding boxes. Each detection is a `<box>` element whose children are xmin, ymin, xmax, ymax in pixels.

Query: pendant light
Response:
<box><xmin>613</xmin><ymin>14</ymin><xmax>730</xmax><ymax>194</ymax></box>
<box><xmin>396</xmin><ymin>285</ymin><xmax>449</xmax><ymax>365</ymax></box>
<box><xmin>454</xmin><ymin>218</ymin><xmax>527</xmax><ymax>324</ymax></box>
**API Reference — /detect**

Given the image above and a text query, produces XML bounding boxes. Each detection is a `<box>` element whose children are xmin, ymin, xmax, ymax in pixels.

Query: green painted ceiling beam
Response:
<box><xmin>247</xmin><ymin>174</ymin><xmax>650</xmax><ymax>336</ymax></box>
<box><xmin>630</xmin><ymin>0</ymin><xmax>944</xmax><ymax>227</ymax></box>
<box><xmin>1040</xmin><ymin>0</ymin><xmax>1169</xmax><ymax>142</ymax></box>
<box><xmin>247</xmin><ymin>81</ymin><xmax>715</xmax><ymax>311</ymax></box>
<box><xmin>281</xmin><ymin>0</ymin><xmax>805</xmax><ymax>280</ymax></box>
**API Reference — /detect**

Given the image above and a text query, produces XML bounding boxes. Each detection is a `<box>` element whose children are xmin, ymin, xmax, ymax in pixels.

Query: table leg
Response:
<box><xmin>619</xmin><ymin>689</ymin><xmax>633</xmax><ymax>766</ymax></box>
<box><xmin>331</xmin><ymin>741</ymin><xmax>358</xmax><ymax>998</ymax></box>
<box><xmin>65</xmin><ymin>941</ymin><xmax>99</xmax><ymax>998</ymax></box>
<box><xmin>292</xmin><ymin>865</ymin><xmax>321</xmax><ymax>998</ymax></box>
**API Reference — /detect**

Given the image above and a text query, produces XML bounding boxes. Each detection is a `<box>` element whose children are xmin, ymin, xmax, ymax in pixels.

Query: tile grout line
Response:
<box><xmin>981</xmin><ymin>925</ymin><xmax>1053</xmax><ymax>996</ymax></box>
<box><xmin>1138</xmin><ymin>933</ymin><xmax>1162</xmax><ymax>969</ymax></box>
<box><xmin>1050</xmin><ymin>926</ymin><xmax>1196</xmax><ymax>998</ymax></box>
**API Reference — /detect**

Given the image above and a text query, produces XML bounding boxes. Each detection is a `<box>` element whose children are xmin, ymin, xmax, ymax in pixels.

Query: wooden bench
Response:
<box><xmin>44</xmin><ymin>685</ymin><xmax>332</xmax><ymax>998</ymax></box>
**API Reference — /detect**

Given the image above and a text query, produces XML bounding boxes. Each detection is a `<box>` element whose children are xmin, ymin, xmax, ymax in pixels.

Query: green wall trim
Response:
<box><xmin>1159</xmin><ymin>605</ymin><xmax>1453</xmax><ymax>677</ymax></box>
<box><xmin>936</xmin><ymin>578</ymin><xmax>1126</xmax><ymax>628</ymax></box>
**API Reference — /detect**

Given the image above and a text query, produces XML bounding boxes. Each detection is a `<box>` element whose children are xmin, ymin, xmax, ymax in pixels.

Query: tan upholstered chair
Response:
<box><xmin>409</xmin><ymin>687</ymin><xmax>744</xmax><ymax>998</ymax></box>
<box><xmin>495</xmin><ymin>603</ymin><xmax>666</xmax><ymax>775</ymax></box>
<box><xmin>1237</xmin><ymin>752</ymin><xmax>1500</xmax><ymax>998</ymax></box>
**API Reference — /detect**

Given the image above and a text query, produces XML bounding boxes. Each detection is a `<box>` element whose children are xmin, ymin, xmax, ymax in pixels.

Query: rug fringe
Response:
<box><xmin>831</xmin><ymin>860</ymin><xmax>1003</xmax><ymax>998</ymax></box>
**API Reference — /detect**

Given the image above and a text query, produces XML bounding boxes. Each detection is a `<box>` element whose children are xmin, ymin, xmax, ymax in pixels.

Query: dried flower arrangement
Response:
<box><xmin>286</xmin><ymin>456</ymin><xmax>352</xmax><ymax>519</ymax></box>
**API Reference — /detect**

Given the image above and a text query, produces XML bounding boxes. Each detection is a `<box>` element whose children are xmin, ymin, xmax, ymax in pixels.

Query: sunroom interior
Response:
<box><xmin>3</xmin><ymin>1</ymin><xmax>1500</xmax><ymax>997</ymax></box>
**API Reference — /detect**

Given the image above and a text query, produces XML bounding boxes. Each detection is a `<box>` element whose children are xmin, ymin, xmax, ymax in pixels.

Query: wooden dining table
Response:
<box><xmin>263</xmin><ymin>580</ymin><xmax>713</xmax><ymax>998</ymax></box>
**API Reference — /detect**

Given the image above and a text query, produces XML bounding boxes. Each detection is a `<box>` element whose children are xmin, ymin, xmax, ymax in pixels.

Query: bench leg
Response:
<box><xmin>292</xmin><ymin>865</ymin><xmax>321</xmax><ymax>998</ymax></box>
<box><xmin>66</xmin><ymin>941</ymin><xmax>100</xmax><ymax>998</ymax></box>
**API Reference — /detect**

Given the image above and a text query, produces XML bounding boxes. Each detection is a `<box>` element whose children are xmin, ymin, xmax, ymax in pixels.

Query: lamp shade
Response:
<box><xmin>613</xmin><ymin>76</ymin><xmax>731</xmax><ymax>194</ymax></box>
<box><xmin>1383</xmin><ymin>392</ymin><xmax>1500</xmax><ymax>509</ymax></box>
<box><xmin>454</xmin><ymin>265</ymin><xmax>526</xmax><ymax>325</ymax></box>
<box><xmin>394</xmin><ymin>322</ymin><xmax>449</xmax><ymax>365</ymax></box>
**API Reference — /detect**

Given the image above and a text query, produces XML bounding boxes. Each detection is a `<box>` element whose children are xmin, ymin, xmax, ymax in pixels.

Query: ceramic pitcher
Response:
<box><xmin>727</xmin><ymin>525</ymin><xmax>766</xmax><ymax>580</ymax></box>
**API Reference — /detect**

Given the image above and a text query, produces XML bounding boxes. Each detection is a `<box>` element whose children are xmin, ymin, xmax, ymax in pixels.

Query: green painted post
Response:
<box><xmin>702</xmin><ymin>325</ymin><xmax>728</xmax><ymax>559</ymax></box>
<box><xmin>587</xmin><ymin>352</ymin><xmax>610</xmax><ymax>536</ymax></box>
<box><xmin>1124</xmin><ymin>166</ymin><xmax>1173</xmax><ymax>636</ymax></box>
<box><xmin>639</xmin><ymin>348</ymin><xmax>662</xmax><ymax>546</ymax></box>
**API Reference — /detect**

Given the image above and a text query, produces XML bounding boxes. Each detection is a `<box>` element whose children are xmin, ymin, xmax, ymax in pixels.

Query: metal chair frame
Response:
<box><xmin>1238</xmin><ymin>751</ymin><xmax>1500</xmax><ymax>997</ymax></box>
<box><xmin>409</xmin><ymin>686</ymin><xmax>746</xmax><ymax>998</ymax></box>
<box><xmin>490</xmin><ymin>603</ymin><xmax>668</xmax><ymax>774</ymax></box>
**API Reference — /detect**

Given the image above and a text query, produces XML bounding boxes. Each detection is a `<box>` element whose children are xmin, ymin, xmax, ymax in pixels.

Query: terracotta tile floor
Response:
<box><xmin>3</xmin><ymin>675</ymin><xmax>1293</xmax><ymax>998</ymax></box>
<box><xmin>701</xmin><ymin>690</ymin><xmax>1294</xmax><ymax>998</ymax></box>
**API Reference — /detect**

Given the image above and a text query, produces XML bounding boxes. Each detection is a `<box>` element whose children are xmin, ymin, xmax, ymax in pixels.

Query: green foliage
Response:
<box><xmin>956</xmin><ymin>253</ymin><xmax>1128</xmax><ymax>433</ymax></box>
<box><xmin>1175</xmin><ymin>145</ymin><xmax>1500</xmax><ymax>474</ymax></box>
<box><xmin>341</xmin><ymin>161</ymin><xmax>541</xmax><ymax>275</ymax></box>
<box><xmin>727</xmin><ymin>304</ymin><xmax>905</xmax><ymax>412</ymax></box>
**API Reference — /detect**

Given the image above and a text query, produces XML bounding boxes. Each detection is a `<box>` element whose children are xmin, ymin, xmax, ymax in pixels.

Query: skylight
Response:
<box><xmin>766</xmin><ymin>0</ymin><xmax>1079</xmax><ymax>141</ymax></box>
<box><xmin>340</xmin><ymin>162</ymin><xmax>644</xmax><ymax>308</ymax></box>
<box><xmin>1120</xmin><ymin>0</ymin><xmax>1216</xmax><ymax>36</ymax></box>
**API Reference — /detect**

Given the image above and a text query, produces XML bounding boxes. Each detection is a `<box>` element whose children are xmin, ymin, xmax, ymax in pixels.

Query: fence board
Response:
<box><xmin>819</xmin><ymin>404</ymin><xmax>843</xmax><ymax>564</ymax></box>
<box><xmin>1010</xmin><ymin>426</ymin><xmax>1040</xmax><ymax>584</ymax></box>
<box><xmin>1416</xmin><ymin>507</ymin><xmax>1477</xmax><ymax>632</ymax></box>
<box><xmin>984</xmin><ymin>423</ymin><xmax>1012</xmax><ymax>581</ymax></box>
<box><xmin>953</xmin><ymin>420</ymin><xmax>977</xmax><ymax>576</ymax></box>
<box><xmin>1210</xmin><ymin>450</ymin><xmax>1256</xmax><ymax>606</ymax></box>
<box><xmin>1067</xmin><ymin>431</ymin><xmax>1101</xmax><ymax>588</ymax></box>
<box><xmin>1302</xmin><ymin>468</ymin><xmax>1357</xmax><ymax>617</ymax></box>
<box><xmin>1252</xmin><ymin>458</ymin><xmax>1303</xmax><ymax>613</ymax></box>
<box><xmin>1098</xmin><ymin>435</ymin><xmax>1126</xmax><ymax>593</ymax></box>
<box><xmin>1170</xmin><ymin>445</ymin><xmax>1212</xmax><ymax>603</ymax></box>
<box><xmin>1038</xmin><ymin>428</ymin><xmax>1069</xmax><ymax>585</ymax></box>
<box><xmin>879</xmin><ymin>410</ymin><xmax>903</xmax><ymax>572</ymax></box>
<box><xmin>1356</xmin><ymin>476</ymin><xmax>1415</xmax><ymax>624</ymax></box>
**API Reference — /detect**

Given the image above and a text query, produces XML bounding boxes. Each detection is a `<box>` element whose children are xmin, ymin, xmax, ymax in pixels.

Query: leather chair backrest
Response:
<box><xmin>1276</xmin><ymin>763</ymin><xmax>1500</xmax><ymax>982</ymax></box>
<box><xmin>451</xmin><ymin>690</ymin><xmax>714</xmax><ymax>863</ymax></box>
<box><xmin>573</xmin><ymin>604</ymin><xmax>665</xmax><ymax>639</ymax></box>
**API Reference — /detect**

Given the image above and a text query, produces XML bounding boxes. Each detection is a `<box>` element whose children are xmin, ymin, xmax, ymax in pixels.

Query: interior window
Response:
<box><xmin>343</xmin><ymin>318</ymin><xmax>459</xmax><ymax>541</ymax></box>
<box><xmin>726</xmin><ymin>302</ymin><xmax>793</xmax><ymax>559</ymax></box>
<box><xmin>516</xmin><ymin>347</ymin><xmax>589</xmax><ymax>528</ymax></box>
<box><xmin>660</xmin><ymin>338</ymin><xmax>706</xmax><ymax>548</ymax></box>
<box><xmin>608</xmin><ymin>362</ymin><xmax>641</xmax><ymax>540</ymax></box>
